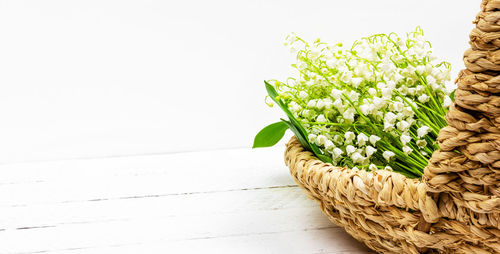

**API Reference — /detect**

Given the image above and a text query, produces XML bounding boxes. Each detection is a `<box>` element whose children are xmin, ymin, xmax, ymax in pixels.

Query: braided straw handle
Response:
<box><xmin>424</xmin><ymin>0</ymin><xmax>500</xmax><ymax>229</ymax></box>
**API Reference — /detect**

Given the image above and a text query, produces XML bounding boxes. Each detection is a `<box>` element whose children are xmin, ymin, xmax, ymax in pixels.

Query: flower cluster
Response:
<box><xmin>270</xmin><ymin>28</ymin><xmax>454</xmax><ymax>177</ymax></box>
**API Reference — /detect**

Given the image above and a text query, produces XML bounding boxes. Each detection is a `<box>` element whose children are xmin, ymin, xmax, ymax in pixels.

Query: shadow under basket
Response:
<box><xmin>283</xmin><ymin>1</ymin><xmax>500</xmax><ymax>253</ymax></box>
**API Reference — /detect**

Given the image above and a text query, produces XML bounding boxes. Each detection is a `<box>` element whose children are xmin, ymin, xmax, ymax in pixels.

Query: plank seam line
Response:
<box><xmin>0</xmin><ymin>146</ymin><xmax>260</xmax><ymax>166</ymax></box>
<box><xmin>10</xmin><ymin>226</ymin><xmax>340</xmax><ymax>254</ymax></box>
<box><xmin>3</xmin><ymin>184</ymin><xmax>300</xmax><ymax>208</ymax></box>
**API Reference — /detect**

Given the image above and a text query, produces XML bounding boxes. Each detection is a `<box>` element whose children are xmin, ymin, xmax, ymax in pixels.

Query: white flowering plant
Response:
<box><xmin>253</xmin><ymin>28</ymin><xmax>455</xmax><ymax>178</ymax></box>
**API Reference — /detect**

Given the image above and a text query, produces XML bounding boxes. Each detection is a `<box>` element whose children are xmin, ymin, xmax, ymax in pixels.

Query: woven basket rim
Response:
<box><xmin>284</xmin><ymin>136</ymin><xmax>500</xmax><ymax>253</ymax></box>
<box><xmin>284</xmin><ymin>136</ymin><xmax>440</xmax><ymax>223</ymax></box>
<box><xmin>285</xmin><ymin>136</ymin><xmax>423</xmax><ymax>180</ymax></box>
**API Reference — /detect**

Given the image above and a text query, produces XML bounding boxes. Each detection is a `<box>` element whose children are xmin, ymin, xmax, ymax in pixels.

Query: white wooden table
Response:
<box><xmin>0</xmin><ymin>147</ymin><xmax>372</xmax><ymax>253</ymax></box>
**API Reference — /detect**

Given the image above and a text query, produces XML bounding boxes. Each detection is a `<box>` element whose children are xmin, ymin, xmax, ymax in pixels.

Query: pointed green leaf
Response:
<box><xmin>310</xmin><ymin>143</ymin><xmax>333</xmax><ymax>163</ymax></box>
<box><xmin>252</xmin><ymin>122</ymin><xmax>289</xmax><ymax>148</ymax></box>
<box><xmin>265</xmin><ymin>81</ymin><xmax>308</xmax><ymax>141</ymax></box>
<box><xmin>281</xmin><ymin>119</ymin><xmax>311</xmax><ymax>151</ymax></box>
<box><xmin>264</xmin><ymin>81</ymin><xmax>332</xmax><ymax>164</ymax></box>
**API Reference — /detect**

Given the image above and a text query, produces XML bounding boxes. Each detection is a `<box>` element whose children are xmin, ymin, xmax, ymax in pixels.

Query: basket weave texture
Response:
<box><xmin>284</xmin><ymin>1</ymin><xmax>500</xmax><ymax>253</ymax></box>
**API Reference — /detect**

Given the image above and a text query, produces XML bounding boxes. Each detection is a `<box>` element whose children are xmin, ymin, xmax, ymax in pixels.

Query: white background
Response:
<box><xmin>0</xmin><ymin>0</ymin><xmax>478</xmax><ymax>164</ymax></box>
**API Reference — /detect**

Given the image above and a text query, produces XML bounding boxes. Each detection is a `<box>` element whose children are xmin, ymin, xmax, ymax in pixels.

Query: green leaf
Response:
<box><xmin>265</xmin><ymin>81</ymin><xmax>309</xmax><ymax>144</ymax></box>
<box><xmin>281</xmin><ymin>119</ymin><xmax>311</xmax><ymax>151</ymax></box>
<box><xmin>450</xmin><ymin>90</ymin><xmax>456</xmax><ymax>101</ymax></box>
<box><xmin>264</xmin><ymin>81</ymin><xmax>333</xmax><ymax>164</ymax></box>
<box><xmin>264</xmin><ymin>82</ymin><xmax>306</xmax><ymax>138</ymax></box>
<box><xmin>310</xmin><ymin>143</ymin><xmax>333</xmax><ymax>163</ymax></box>
<box><xmin>252</xmin><ymin>122</ymin><xmax>289</xmax><ymax>148</ymax></box>
<box><xmin>282</xmin><ymin>119</ymin><xmax>332</xmax><ymax>163</ymax></box>
<box><xmin>265</xmin><ymin>81</ymin><xmax>291</xmax><ymax>115</ymax></box>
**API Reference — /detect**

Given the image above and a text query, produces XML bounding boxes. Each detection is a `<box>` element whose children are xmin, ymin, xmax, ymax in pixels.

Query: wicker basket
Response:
<box><xmin>284</xmin><ymin>1</ymin><xmax>500</xmax><ymax>253</ymax></box>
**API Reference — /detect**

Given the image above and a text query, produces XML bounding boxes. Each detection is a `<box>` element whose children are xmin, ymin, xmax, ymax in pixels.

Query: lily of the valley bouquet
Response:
<box><xmin>254</xmin><ymin>28</ymin><xmax>454</xmax><ymax>178</ymax></box>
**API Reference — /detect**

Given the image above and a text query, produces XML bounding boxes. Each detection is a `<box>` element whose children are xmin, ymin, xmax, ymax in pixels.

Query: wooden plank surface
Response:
<box><xmin>0</xmin><ymin>147</ymin><xmax>372</xmax><ymax>253</ymax></box>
